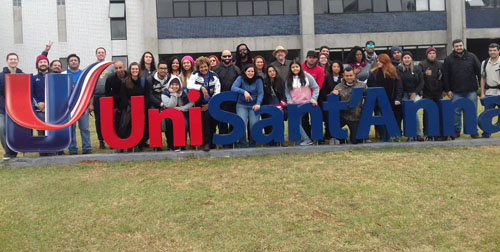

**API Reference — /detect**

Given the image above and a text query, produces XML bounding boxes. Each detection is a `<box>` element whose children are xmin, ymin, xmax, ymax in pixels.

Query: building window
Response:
<box><xmin>13</xmin><ymin>0</ymin><xmax>21</xmax><ymax>7</ymax></box>
<box><xmin>314</xmin><ymin>0</ymin><xmax>445</xmax><ymax>14</ymax></box>
<box><xmin>157</xmin><ymin>0</ymin><xmax>299</xmax><ymax>18</ymax></box>
<box><xmin>112</xmin><ymin>55</ymin><xmax>129</xmax><ymax>68</ymax></box>
<box><xmin>110</xmin><ymin>0</ymin><xmax>126</xmax><ymax>40</ymax></box>
<box><xmin>57</xmin><ymin>0</ymin><xmax>65</xmax><ymax>6</ymax></box>
<box><xmin>466</xmin><ymin>0</ymin><xmax>500</xmax><ymax>8</ymax></box>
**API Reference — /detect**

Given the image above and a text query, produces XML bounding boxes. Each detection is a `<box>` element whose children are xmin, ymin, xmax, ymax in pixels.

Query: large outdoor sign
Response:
<box><xmin>5</xmin><ymin>62</ymin><xmax>500</xmax><ymax>152</ymax></box>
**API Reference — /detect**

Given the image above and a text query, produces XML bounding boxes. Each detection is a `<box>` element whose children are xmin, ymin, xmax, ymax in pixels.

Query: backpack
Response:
<box><xmin>481</xmin><ymin>58</ymin><xmax>500</xmax><ymax>89</ymax></box>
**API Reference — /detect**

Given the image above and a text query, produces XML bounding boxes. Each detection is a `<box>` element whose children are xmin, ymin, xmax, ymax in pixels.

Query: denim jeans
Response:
<box><xmin>402</xmin><ymin>92</ymin><xmax>422</xmax><ymax>136</ymax></box>
<box><xmin>236</xmin><ymin>103</ymin><xmax>259</xmax><ymax>147</ymax></box>
<box><xmin>69</xmin><ymin>111</ymin><xmax>91</xmax><ymax>153</ymax></box>
<box><xmin>481</xmin><ymin>95</ymin><xmax>498</xmax><ymax>138</ymax></box>
<box><xmin>298</xmin><ymin>114</ymin><xmax>311</xmax><ymax>143</ymax></box>
<box><xmin>0</xmin><ymin>113</ymin><xmax>17</xmax><ymax>157</ymax></box>
<box><xmin>452</xmin><ymin>91</ymin><xmax>477</xmax><ymax>134</ymax></box>
<box><xmin>94</xmin><ymin>96</ymin><xmax>104</xmax><ymax>141</ymax></box>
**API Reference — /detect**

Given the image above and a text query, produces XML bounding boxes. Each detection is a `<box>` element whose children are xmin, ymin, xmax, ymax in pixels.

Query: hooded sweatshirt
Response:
<box><xmin>147</xmin><ymin>71</ymin><xmax>170</xmax><ymax>109</ymax></box>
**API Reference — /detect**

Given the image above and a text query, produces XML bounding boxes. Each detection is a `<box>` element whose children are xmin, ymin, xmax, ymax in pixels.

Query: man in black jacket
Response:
<box><xmin>214</xmin><ymin>50</ymin><xmax>240</xmax><ymax>145</ymax></box>
<box><xmin>443</xmin><ymin>39</ymin><xmax>481</xmax><ymax>139</ymax></box>
<box><xmin>105</xmin><ymin>61</ymin><xmax>127</xmax><ymax>134</ymax></box>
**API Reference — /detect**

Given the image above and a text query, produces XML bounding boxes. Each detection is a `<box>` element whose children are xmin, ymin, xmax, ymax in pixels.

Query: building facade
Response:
<box><xmin>0</xmin><ymin>0</ymin><xmax>499</xmax><ymax>72</ymax></box>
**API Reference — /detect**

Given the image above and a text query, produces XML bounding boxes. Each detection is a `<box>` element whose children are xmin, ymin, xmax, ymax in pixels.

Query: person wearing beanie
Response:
<box><xmin>301</xmin><ymin>50</ymin><xmax>325</xmax><ymax>140</ymax></box>
<box><xmin>397</xmin><ymin>51</ymin><xmax>424</xmax><ymax>141</ymax></box>
<box><xmin>418</xmin><ymin>47</ymin><xmax>445</xmax><ymax>140</ymax></box>
<box><xmin>179</xmin><ymin>55</ymin><xmax>195</xmax><ymax>89</ymax></box>
<box><xmin>390</xmin><ymin>46</ymin><xmax>403</xmax><ymax>67</ymax></box>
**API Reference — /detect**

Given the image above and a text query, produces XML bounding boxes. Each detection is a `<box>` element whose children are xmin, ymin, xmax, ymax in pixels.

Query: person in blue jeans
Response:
<box><xmin>443</xmin><ymin>39</ymin><xmax>481</xmax><ymax>139</ymax></box>
<box><xmin>397</xmin><ymin>51</ymin><xmax>425</xmax><ymax>141</ymax></box>
<box><xmin>64</xmin><ymin>54</ymin><xmax>92</xmax><ymax>155</ymax></box>
<box><xmin>231</xmin><ymin>64</ymin><xmax>264</xmax><ymax>148</ymax></box>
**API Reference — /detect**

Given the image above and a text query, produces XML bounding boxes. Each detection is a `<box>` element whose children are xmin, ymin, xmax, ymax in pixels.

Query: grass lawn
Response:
<box><xmin>1</xmin><ymin>146</ymin><xmax>500</xmax><ymax>251</ymax></box>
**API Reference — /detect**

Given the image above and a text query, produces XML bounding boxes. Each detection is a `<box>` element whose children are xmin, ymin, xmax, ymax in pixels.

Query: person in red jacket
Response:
<box><xmin>302</xmin><ymin>50</ymin><xmax>325</xmax><ymax>90</ymax></box>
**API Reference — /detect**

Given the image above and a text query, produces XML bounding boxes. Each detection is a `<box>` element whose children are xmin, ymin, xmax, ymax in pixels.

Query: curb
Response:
<box><xmin>3</xmin><ymin>138</ymin><xmax>500</xmax><ymax>168</ymax></box>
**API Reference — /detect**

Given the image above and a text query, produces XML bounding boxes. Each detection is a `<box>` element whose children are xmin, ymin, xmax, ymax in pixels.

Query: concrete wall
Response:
<box><xmin>158</xmin><ymin>35</ymin><xmax>302</xmax><ymax>55</ymax></box>
<box><xmin>315</xmin><ymin>11</ymin><xmax>447</xmax><ymax>34</ymax></box>
<box><xmin>157</xmin><ymin>15</ymin><xmax>300</xmax><ymax>39</ymax></box>
<box><xmin>466</xmin><ymin>8</ymin><xmax>500</xmax><ymax>29</ymax></box>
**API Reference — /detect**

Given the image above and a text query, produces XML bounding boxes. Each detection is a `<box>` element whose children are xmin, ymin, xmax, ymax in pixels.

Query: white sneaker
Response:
<box><xmin>329</xmin><ymin>139</ymin><xmax>340</xmax><ymax>145</ymax></box>
<box><xmin>299</xmin><ymin>140</ymin><xmax>313</xmax><ymax>146</ymax></box>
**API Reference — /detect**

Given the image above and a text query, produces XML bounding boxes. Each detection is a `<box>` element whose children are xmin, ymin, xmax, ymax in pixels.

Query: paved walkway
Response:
<box><xmin>3</xmin><ymin>138</ymin><xmax>500</xmax><ymax>168</ymax></box>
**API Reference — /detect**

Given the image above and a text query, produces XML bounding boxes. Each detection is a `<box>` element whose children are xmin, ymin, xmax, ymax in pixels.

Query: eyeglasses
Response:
<box><xmin>366</xmin><ymin>44</ymin><xmax>375</xmax><ymax>48</ymax></box>
<box><xmin>222</xmin><ymin>55</ymin><xmax>231</xmax><ymax>58</ymax></box>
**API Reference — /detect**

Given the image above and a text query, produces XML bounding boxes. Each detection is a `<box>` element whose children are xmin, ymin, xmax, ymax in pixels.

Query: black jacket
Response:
<box><xmin>418</xmin><ymin>59</ymin><xmax>444</xmax><ymax>99</ymax></box>
<box><xmin>319</xmin><ymin>73</ymin><xmax>342</xmax><ymax>105</ymax></box>
<box><xmin>367</xmin><ymin>69</ymin><xmax>403</xmax><ymax>103</ymax></box>
<box><xmin>213</xmin><ymin>63</ymin><xmax>240</xmax><ymax>92</ymax></box>
<box><xmin>443</xmin><ymin>50</ymin><xmax>481</xmax><ymax>93</ymax></box>
<box><xmin>119</xmin><ymin>78</ymin><xmax>146</xmax><ymax>110</ymax></box>
<box><xmin>262</xmin><ymin>77</ymin><xmax>286</xmax><ymax>105</ymax></box>
<box><xmin>397</xmin><ymin>65</ymin><xmax>424</xmax><ymax>94</ymax></box>
<box><xmin>0</xmin><ymin>67</ymin><xmax>24</xmax><ymax>114</ymax></box>
<box><xmin>105</xmin><ymin>71</ymin><xmax>127</xmax><ymax>109</ymax></box>
<box><xmin>147</xmin><ymin>72</ymin><xmax>170</xmax><ymax>109</ymax></box>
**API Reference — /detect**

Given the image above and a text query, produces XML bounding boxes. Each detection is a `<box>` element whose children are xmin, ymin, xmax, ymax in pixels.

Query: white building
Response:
<box><xmin>0</xmin><ymin>0</ymin><xmax>499</xmax><ymax>73</ymax></box>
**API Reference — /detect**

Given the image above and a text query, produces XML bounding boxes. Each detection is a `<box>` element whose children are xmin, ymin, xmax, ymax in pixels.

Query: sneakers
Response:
<box><xmin>471</xmin><ymin>134</ymin><xmax>481</xmax><ymax>139</ymax></box>
<box><xmin>203</xmin><ymin>144</ymin><xmax>210</xmax><ymax>152</ymax></box>
<box><xmin>82</xmin><ymin>150</ymin><xmax>92</xmax><ymax>155</ymax></box>
<box><xmin>329</xmin><ymin>138</ymin><xmax>340</xmax><ymax>145</ymax></box>
<box><xmin>299</xmin><ymin>140</ymin><xmax>313</xmax><ymax>146</ymax></box>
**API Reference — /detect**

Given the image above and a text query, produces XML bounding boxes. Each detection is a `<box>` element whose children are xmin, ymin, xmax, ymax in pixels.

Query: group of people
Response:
<box><xmin>0</xmin><ymin>39</ymin><xmax>499</xmax><ymax>159</ymax></box>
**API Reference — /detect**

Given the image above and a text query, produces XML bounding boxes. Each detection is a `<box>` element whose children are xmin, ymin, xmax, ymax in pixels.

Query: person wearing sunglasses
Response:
<box><xmin>364</xmin><ymin>40</ymin><xmax>377</xmax><ymax>66</ymax></box>
<box><xmin>213</xmin><ymin>50</ymin><xmax>241</xmax><ymax>147</ymax></box>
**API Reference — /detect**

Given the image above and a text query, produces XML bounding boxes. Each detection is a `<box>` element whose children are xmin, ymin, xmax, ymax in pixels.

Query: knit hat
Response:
<box><xmin>426</xmin><ymin>47</ymin><xmax>437</xmax><ymax>55</ymax></box>
<box><xmin>390</xmin><ymin>46</ymin><xmax>402</xmax><ymax>56</ymax></box>
<box><xmin>36</xmin><ymin>55</ymin><xmax>49</xmax><ymax>66</ymax></box>
<box><xmin>402</xmin><ymin>51</ymin><xmax>413</xmax><ymax>59</ymax></box>
<box><xmin>181</xmin><ymin>56</ymin><xmax>195</xmax><ymax>66</ymax></box>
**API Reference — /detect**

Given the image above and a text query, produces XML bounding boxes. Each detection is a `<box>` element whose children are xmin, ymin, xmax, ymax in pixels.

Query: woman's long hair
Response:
<box><xmin>125</xmin><ymin>62</ymin><xmax>141</xmax><ymax>90</ymax></box>
<box><xmin>140</xmin><ymin>52</ymin><xmax>156</xmax><ymax>72</ymax></box>
<box><xmin>329</xmin><ymin>60</ymin><xmax>344</xmax><ymax>77</ymax></box>
<box><xmin>265</xmin><ymin>65</ymin><xmax>285</xmax><ymax>98</ymax></box>
<box><xmin>286</xmin><ymin>60</ymin><xmax>306</xmax><ymax>91</ymax></box>
<box><xmin>253</xmin><ymin>55</ymin><xmax>267</xmax><ymax>72</ymax></box>
<box><xmin>346</xmin><ymin>46</ymin><xmax>367</xmax><ymax>64</ymax></box>
<box><xmin>371</xmin><ymin>54</ymin><xmax>398</xmax><ymax>79</ymax></box>
<box><xmin>241</xmin><ymin>64</ymin><xmax>259</xmax><ymax>84</ymax></box>
<box><xmin>168</xmin><ymin>56</ymin><xmax>181</xmax><ymax>75</ymax></box>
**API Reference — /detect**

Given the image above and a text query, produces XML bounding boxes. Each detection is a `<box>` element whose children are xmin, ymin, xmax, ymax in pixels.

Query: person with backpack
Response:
<box><xmin>480</xmin><ymin>43</ymin><xmax>500</xmax><ymax>138</ymax></box>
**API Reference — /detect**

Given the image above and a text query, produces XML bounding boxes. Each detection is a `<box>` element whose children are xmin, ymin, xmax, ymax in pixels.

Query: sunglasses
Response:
<box><xmin>222</xmin><ymin>55</ymin><xmax>231</xmax><ymax>58</ymax></box>
<box><xmin>366</xmin><ymin>44</ymin><xmax>375</xmax><ymax>48</ymax></box>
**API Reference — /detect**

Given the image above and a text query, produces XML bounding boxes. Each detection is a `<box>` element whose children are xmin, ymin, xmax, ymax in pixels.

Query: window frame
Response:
<box><xmin>156</xmin><ymin>0</ymin><xmax>299</xmax><ymax>18</ymax></box>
